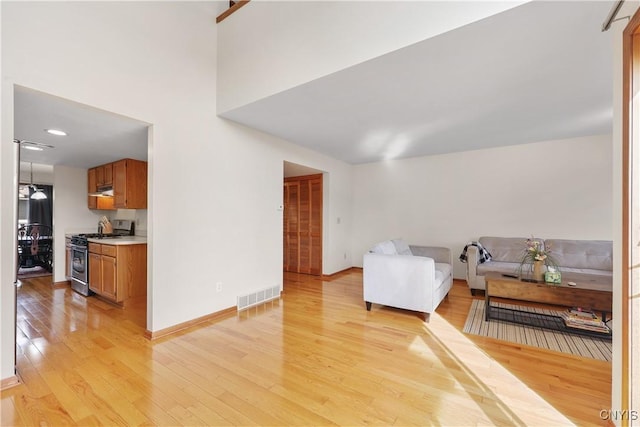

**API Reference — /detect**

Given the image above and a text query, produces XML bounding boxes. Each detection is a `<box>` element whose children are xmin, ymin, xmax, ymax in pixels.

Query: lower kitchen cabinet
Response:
<box><xmin>88</xmin><ymin>242</ymin><xmax>146</xmax><ymax>304</ymax></box>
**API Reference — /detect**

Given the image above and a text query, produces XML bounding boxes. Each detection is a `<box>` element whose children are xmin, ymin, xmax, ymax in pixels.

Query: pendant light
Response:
<box><xmin>29</xmin><ymin>163</ymin><xmax>47</xmax><ymax>200</ymax></box>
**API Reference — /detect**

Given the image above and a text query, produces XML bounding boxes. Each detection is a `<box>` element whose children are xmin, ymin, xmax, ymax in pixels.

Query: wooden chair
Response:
<box><xmin>17</xmin><ymin>224</ymin><xmax>53</xmax><ymax>272</ymax></box>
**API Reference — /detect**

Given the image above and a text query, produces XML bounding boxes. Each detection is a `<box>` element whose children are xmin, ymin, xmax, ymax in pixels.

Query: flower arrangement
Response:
<box><xmin>517</xmin><ymin>237</ymin><xmax>558</xmax><ymax>277</ymax></box>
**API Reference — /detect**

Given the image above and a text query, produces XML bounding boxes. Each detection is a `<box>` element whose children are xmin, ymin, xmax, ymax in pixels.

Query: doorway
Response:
<box><xmin>13</xmin><ymin>86</ymin><xmax>150</xmax><ymax>344</ymax></box>
<box><xmin>16</xmin><ymin>163</ymin><xmax>54</xmax><ymax>280</ymax></box>
<box><xmin>283</xmin><ymin>161</ymin><xmax>324</xmax><ymax>276</ymax></box>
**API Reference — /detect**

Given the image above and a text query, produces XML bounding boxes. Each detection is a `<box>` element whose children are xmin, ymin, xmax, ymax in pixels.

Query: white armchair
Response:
<box><xmin>363</xmin><ymin>239</ymin><xmax>453</xmax><ymax>320</ymax></box>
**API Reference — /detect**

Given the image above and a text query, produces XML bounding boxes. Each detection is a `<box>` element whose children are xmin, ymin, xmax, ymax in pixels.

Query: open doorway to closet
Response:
<box><xmin>283</xmin><ymin>161</ymin><xmax>324</xmax><ymax>276</ymax></box>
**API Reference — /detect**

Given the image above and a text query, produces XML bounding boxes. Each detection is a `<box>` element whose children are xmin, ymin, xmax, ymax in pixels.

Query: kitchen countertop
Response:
<box><xmin>86</xmin><ymin>236</ymin><xmax>147</xmax><ymax>245</ymax></box>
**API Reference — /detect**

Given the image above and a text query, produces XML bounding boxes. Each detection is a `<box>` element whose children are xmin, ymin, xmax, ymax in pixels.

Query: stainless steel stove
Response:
<box><xmin>69</xmin><ymin>220</ymin><xmax>135</xmax><ymax>296</ymax></box>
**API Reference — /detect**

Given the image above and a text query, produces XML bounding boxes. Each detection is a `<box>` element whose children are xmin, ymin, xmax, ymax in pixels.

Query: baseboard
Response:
<box><xmin>322</xmin><ymin>266</ymin><xmax>360</xmax><ymax>279</ymax></box>
<box><xmin>1</xmin><ymin>374</ymin><xmax>21</xmax><ymax>391</ymax></box>
<box><xmin>52</xmin><ymin>280</ymin><xmax>70</xmax><ymax>289</ymax></box>
<box><xmin>145</xmin><ymin>306</ymin><xmax>237</xmax><ymax>340</ymax></box>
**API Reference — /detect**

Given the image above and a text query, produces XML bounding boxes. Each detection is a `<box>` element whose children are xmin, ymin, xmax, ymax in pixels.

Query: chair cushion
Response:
<box><xmin>434</xmin><ymin>262</ymin><xmax>452</xmax><ymax>285</ymax></box>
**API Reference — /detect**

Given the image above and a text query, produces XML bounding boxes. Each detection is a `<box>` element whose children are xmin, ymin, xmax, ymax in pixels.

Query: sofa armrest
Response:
<box><xmin>409</xmin><ymin>245</ymin><xmax>452</xmax><ymax>265</ymax></box>
<box><xmin>363</xmin><ymin>253</ymin><xmax>436</xmax><ymax>312</ymax></box>
<box><xmin>464</xmin><ymin>245</ymin><xmax>479</xmax><ymax>283</ymax></box>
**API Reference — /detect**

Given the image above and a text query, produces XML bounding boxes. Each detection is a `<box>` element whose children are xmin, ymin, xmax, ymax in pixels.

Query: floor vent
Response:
<box><xmin>237</xmin><ymin>285</ymin><xmax>281</xmax><ymax>311</ymax></box>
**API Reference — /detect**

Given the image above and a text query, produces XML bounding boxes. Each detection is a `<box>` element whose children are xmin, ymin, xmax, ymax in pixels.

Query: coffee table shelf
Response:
<box><xmin>484</xmin><ymin>272</ymin><xmax>612</xmax><ymax>341</ymax></box>
<box><xmin>486</xmin><ymin>304</ymin><xmax>612</xmax><ymax>340</ymax></box>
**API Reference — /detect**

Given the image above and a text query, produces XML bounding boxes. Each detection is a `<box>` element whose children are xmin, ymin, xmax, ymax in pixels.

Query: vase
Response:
<box><xmin>532</xmin><ymin>260</ymin><xmax>545</xmax><ymax>282</ymax></box>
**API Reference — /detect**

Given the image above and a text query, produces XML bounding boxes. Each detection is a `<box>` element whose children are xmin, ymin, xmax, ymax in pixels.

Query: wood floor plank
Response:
<box><xmin>0</xmin><ymin>272</ymin><xmax>612</xmax><ymax>426</ymax></box>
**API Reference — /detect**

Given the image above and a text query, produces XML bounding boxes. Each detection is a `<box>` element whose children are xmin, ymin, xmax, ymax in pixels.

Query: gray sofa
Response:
<box><xmin>464</xmin><ymin>236</ymin><xmax>613</xmax><ymax>294</ymax></box>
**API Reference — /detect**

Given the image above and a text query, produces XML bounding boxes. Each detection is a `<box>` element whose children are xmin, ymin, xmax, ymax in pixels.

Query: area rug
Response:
<box><xmin>463</xmin><ymin>300</ymin><xmax>612</xmax><ymax>362</ymax></box>
<box><xmin>17</xmin><ymin>266</ymin><xmax>52</xmax><ymax>279</ymax></box>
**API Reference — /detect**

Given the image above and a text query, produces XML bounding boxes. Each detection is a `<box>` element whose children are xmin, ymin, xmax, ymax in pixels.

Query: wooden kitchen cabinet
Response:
<box><xmin>100</xmin><ymin>255</ymin><xmax>117</xmax><ymax>300</ymax></box>
<box><xmin>88</xmin><ymin>159</ymin><xmax>145</xmax><ymax>210</ymax></box>
<box><xmin>88</xmin><ymin>166</ymin><xmax>115</xmax><ymax>210</ymax></box>
<box><xmin>113</xmin><ymin>159</ymin><xmax>147</xmax><ymax>209</ymax></box>
<box><xmin>87</xmin><ymin>168</ymin><xmax>97</xmax><ymax>209</ymax></box>
<box><xmin>88</xmin><ymin>251</ymin><xmax>102</xmax><ymax>293</ymax></box>
<box><xmin>96</xmin><ymin>163</ymin><xmax>113</xmax><ymax>187</ymax></box>
<box><xmin>88</xmin><ymin>242</ymin><xmax>147</xmax><ymax>304</ymax></box>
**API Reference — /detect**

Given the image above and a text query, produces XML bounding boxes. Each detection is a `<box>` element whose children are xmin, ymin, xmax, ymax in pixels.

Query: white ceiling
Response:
<box><xmin>221</xmin><ymin>1</ymin><xmax>614</xmax><ymax>164</ymax></box>
<box><xmin>14</xmin><ymin>86</ymin><xmax>148</xmax><ymax>169</ymax></box>
<box><xmin>13</xmin><ymin>2</ymin><xmax>614</xmax><ymax>170</ymax></box>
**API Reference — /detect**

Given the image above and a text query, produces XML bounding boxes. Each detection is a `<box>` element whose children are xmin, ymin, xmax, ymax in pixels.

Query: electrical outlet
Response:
<box><xmin>216</xmin><ymin>282</ymin><xmax>222</xmax><ymax>292</ymax></box>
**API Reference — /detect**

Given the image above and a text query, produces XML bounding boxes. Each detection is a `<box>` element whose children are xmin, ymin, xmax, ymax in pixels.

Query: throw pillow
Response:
<box><xmin>371</xmin><ymin>240</ymin><xmax>397</xmax><ymax>255</ymax></box>
<box><xmin>392</xmin><ymin>238</ymin><xmax>413</xmax><ymax>256</ymax></box>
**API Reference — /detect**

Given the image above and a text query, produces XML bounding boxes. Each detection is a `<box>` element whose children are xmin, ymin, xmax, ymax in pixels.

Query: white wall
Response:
<box><xmin>19</xmin><ymin>162</ymin><xmax>53</xmax><ymax>185</ymax></box>
<box><xmin>352</xmin><ymin>134</ymin><xmax>613</xmax><ymax>279</ymax></box>
<box><xmin>217</xmin><ymin>1</ymin><xmax>525</xmax><ymax>113</ymax></box>
<box><xmin>51</xmin><ymin>165</ymin><xmax>109</xmax><ymax>283</ymax></box>
<box><xmin>0</xmin><ymin>1</ymin><xmax>353</xmax><ymax>382</ymax></box>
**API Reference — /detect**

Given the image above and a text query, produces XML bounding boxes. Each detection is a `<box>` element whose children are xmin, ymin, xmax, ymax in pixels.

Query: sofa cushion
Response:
<box><xmin>479</xmin><ymin>236</ymin><xmax>538</xmax><ymax>263</ymax></box>
<box><xmin>435</xmin><ymin>262</ymin><xmax>452</xmax><ymax>285</ymax></box>
<box><xmin>545</xmin><ymin>239</ymin><xmax>612</xmax><ymax>271</ymax></box>
<box><xmin>392</xmin><ymin>238</ymin><xmax>413</xmax><ymax>256</ymax></box>
<box><xmin>556</xmin><ymin>266</ymin><xmax>613</xmax><ymax>277</ymax></box>
<box><xmin>371</xmin><ymin>240</ymin><xmax>397</xmax><ymax>255</ymax></box>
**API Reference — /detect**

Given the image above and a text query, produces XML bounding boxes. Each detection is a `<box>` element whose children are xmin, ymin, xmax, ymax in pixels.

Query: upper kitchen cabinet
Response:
<box><xmin>88</xmin><ymin>167</ymin><xmax>114</xmax><ymax>210</ymax></box>
<box><xmin>88</xmin><ymin>159</ymin><xmax>147</xmax><ymax>210</ymax></box>
<box><xmin>113</xmin><ymin>159</ymin><xmax>147</xmax><ymax>209</ymax></box>
<box><xmin>96</xmin><ymin>163</ymin><xmax>113</xmax><ymax>187</ymax></box>
<box><xmin>88</xmin><ymin>168</ymin><xmax>97</xmax><ymax>209</ymax></box>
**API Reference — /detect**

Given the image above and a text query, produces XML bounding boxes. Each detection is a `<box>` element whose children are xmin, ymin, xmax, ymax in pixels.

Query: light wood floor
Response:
<box><xmin>1</xmin><ymin>270</ymin><xmax>611</xmax><ymax>426</ymax></box>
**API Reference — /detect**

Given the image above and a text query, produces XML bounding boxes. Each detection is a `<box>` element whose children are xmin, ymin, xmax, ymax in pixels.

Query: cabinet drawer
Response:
<box><xmin>101</xmin><ymin>245</ymin><xmax>117</xmax><ymax>257</ymax></box>
<box><xmin>88</xmin><ymin>242</ymin><xmax>102</xmax><ymax>254</ymax></box>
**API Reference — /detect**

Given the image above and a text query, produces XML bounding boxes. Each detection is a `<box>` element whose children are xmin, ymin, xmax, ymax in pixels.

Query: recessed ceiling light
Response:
<box><xmin>45</xmin><ymin>129</ymin><xmax>67</xmax><ymax>136</ymax></box>
<box><xmin>23</xmin><ymin>145</ymin><xmax>43</xmax><ymax>151</ymax></box>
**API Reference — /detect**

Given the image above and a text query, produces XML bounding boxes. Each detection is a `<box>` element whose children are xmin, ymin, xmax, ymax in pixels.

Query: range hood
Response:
<box><xmin>89</xmin><ymin>185</ymin><xmax>114</xmax><ymax>197</ymax></box>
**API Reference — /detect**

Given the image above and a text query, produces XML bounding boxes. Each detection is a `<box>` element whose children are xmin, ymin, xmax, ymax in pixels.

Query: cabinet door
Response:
<box><xmin>113</xmin><ymin>160</ymin><xmax>127</xmax><ymax>208</ymax></box>
<box><xmin>103</xmin><ymin>163</ymin><xmax>113</xmax><ymax>185</ymax></box>
<box><xmin>96</xmin><ymin>166</ymin><xmax>105</xmax><ymax>186</ymax></box>
<box><xmin>88</xmin><ymin>252</ymin><xmax>102</xmax><ymax>292</ymax></box>
<box><xmin>88</xmin><ymin>168</ymin><xmax>97</xmax><ymax>209</ymax></box>
<box><xmin>101</xmin><ymin>256</ymin><xmax>117</xmax><ymax>300</ymax></box>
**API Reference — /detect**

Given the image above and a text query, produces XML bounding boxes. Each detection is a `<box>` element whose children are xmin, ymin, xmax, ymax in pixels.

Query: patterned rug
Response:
<box><xmin>463</xmin><ymin>300</ymin><xmax>612</xmax><ymax>362</ymax></box>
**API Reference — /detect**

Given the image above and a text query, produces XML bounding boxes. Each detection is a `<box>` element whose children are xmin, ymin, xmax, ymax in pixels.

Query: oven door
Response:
<box><xmin>70</xmin><ymin>244</ymin><xmax>88</xmax><ymax>283</ymax></box>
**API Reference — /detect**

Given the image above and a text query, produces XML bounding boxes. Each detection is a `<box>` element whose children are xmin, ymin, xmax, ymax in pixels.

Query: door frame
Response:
<box><xmin>621</xmin><ymin>7</ymin><xmax>640</xmax><ymax>421</ymax></box>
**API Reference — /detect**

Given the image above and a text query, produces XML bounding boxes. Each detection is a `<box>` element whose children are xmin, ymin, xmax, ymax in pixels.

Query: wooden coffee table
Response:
<box><xmin>484</xmin><ymin>271</ymin><xmax>612</xmax><ymax>339</ymax></box>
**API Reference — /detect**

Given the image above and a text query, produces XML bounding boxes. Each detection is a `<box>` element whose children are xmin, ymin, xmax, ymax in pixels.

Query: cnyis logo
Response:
<box><xmin>600</xmin><ymin>409</ymin><xmax>639</xmax><ymax>421</ymax></box>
